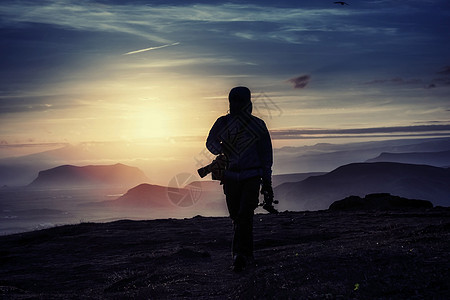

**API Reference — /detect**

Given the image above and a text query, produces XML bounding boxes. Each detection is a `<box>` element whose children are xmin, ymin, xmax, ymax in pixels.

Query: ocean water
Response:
<box><xmin>0</xmin><ymin>187</ymin><xmax>227</xmax><ymax>236</ymax></box>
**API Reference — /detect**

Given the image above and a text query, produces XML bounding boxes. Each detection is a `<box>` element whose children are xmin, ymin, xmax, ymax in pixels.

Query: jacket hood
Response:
<box><xmin>229</xmin><ymin>86</ymin><xmax>252</xmax><ymax>115</ymax></box>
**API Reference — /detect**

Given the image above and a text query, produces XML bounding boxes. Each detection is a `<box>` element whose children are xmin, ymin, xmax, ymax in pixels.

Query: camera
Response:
<box><xmin>197</xmin><ymin>154</ymin><xmax>227</xmax><ymax>180</ymax></box>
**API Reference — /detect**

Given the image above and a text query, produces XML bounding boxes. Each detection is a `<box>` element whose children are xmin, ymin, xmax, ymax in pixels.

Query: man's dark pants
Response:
<box><xmin>223</xmin><ymin>176</ymin><xmax>260</xmax><ymax>259</ymax></box>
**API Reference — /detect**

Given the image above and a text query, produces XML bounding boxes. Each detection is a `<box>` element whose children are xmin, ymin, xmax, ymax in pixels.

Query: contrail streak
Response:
<box><xmin>123</xmin><ymin>42</ymin><xmax>180</xmax><ymax>55</ymax></box>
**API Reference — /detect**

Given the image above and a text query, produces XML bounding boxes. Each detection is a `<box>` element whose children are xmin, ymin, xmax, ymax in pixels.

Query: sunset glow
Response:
<box><xmin>1</xmin><ymin>0</ymin><xmax>450</xmax><ymax>184</ymax></box>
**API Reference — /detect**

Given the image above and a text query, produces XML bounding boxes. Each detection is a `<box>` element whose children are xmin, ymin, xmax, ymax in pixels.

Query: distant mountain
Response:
<box><xmin>272</xmin><ymin>172</ymin><xmax>327</xmax><ymax>187</ymax></box>
<box><xmin>274</xmin><ymin>162</ymin><xmax>450</xmax><ymax>211</ymax></box>
<box><xmin>274</xmin><ymin>137</ymin><xmax>450</xmax><ymax>174</ymax></box>
<box><xmin>0</xmin><ymin>144</ymin><xmax>119</xmax><ymax>186</ymax></box>
<box><xmin>110</xmin><ymin>183</ymin><xmax>173</xmax><ymax>207</ymax></box>
<box><xmin>185</xmin><ymin>173</ymin><xmax>328</xmax><ymax>208</ymax></box>
<box><xmin>105</xmin><ymin>181</ymin><xmax>226</xmax><ymax>211</ymax></box>
<box><xmin>3</xmin><ymin>137</ymin><xmax>450</xmax><ymax>186</ymax></box>
<box><xmin>29</xmin><ymin>164</ymin><xmax>149</xmax><ymax>188</ymax></box>
<box><xmin>366</xmin><ymin>150</ymin><xmax>450</xmax><ymax>167</ymax></box>
<box><xmin>0</xmin><ymin>142</ymin><xmax>165</xmax><ymax>186</ymax></box>
<box><xmin>191</xmin><ymin>173</ymin><xmax>326</xmax><ymax>190</ymax></box>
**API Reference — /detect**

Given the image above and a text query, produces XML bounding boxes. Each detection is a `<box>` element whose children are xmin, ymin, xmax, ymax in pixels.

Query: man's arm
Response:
<box><xmin>259</xmin><ymin>120</ymin><xmax>273</xmax><ymax>184</ymax></box>
<box><xmin>206</xmin><ymin>116</ymin><xmax>225</xmax><ymax>155</ymax></box>
<box><xmin>257</xmin><ymin>119</ymin><xmax>275</xmax><ymax>210</ymax></box>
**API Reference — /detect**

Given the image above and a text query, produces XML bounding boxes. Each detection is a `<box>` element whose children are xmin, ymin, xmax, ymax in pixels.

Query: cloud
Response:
<box><xmin>123</xmin><ymin>42</ymin><xmax>180</xmax><ymax>55</ymax></box>
<box><xmin>413</xmin><ymin>120</ymin><xmax>450</xmax><ymax>125</ymax></box>
<box><xmin>428</xmin><ymin>78</ymin><xmax>450</xmax><ymax>88</ymax></box>
<box><xmin>365</xmin><ymin>74</ymin><xmax>450</xmax><ymax>89</ymax></box>
<box><xmin>0</xmin><ymin>94</ymin><xmax>81</xmax><ymax>115</ymax></box>
<box><xmin>364</xmin><ymin>77</ymin><xmax>423</xmax><ymax>85</ymax></box>
<box><xmin>270</xmin><ymin>124</ymin><xmax>450</xmax><ymax>139</ymax></box>
<box><xmin>0</xmin><ymin>142</ymin><xmax>67</xmax><ymax>148</ymax></box>
<box><xmin>287</xmin><ymin>75</ymin><xmax>311</xmax><ymax>89</ymax></box>
<box><xmin>0</xmin><ymin>1</ymin><xmax>364</xmax><ymax>46</ymax></box>
<box><xmin>116</xmin><ymin>57</ymin><xmax>242</xmax><ymax>70</ymax></box>
<box><xmin>1</xmin><ymin>0</ymin><xmax>449</xmax><ymax>144</ymax></box>
<box><xmin>437</xmin><ymin>66</ymin><xmax>450</xmax><ymax>75</ymax></box>
<box><xmin>427</xmin><ymin>66</ymin><xmax>450</xmax><ymax>88</ymax></box>
<box><xmin>364</xmin><ymin>65</ymin><xmax>450</xmax><ymax>89</ymax></box>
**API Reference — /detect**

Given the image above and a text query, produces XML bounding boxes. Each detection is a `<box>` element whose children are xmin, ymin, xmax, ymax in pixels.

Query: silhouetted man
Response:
<box><xmin>206</xmin><ymin>86</ymin><xmax>273</xmax><ymax>272</ymax></box>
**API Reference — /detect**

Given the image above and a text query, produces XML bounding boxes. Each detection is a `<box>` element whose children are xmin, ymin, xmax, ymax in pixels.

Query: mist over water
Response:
<box><xmin>2</xmin><ymin>137</ymin><xmax>450</xmax><ymax>235</ymax></box>
<box><xmin>0</xmin><ymin>187</ymin><xmax>228</xmax><ymax>236</ymax></box>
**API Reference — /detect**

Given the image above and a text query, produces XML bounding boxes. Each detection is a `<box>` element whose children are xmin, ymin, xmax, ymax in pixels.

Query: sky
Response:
<box><xmin>1</xmin><ymin>0</ymin><xmax>450</xmax><ymax>156</ymax></box>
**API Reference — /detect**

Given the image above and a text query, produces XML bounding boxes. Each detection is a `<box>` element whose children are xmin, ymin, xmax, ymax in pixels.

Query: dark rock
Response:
<box><xmin>329</xmin><ymin>193</ymin><xmax>433</xmax><ymax>211</ymax></box>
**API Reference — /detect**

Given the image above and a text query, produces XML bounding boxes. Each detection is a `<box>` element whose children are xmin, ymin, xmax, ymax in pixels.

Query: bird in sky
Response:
<box><xmin>334</xmin><ymin>1</ymin><xmax>349</xmax><ymax>5</ymax></box>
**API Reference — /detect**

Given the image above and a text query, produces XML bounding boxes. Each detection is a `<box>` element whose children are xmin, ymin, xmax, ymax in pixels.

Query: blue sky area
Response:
<box><xmin>1</xmin><ymin>0</ymin><xmax>449</xmax><ymax>146</ymax></box>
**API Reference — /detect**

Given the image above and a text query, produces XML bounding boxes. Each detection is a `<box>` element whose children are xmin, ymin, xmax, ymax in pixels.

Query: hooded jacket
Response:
<box><xmin>206</xmin><ymin>87</ymin><xmax>273</xmax><ymax>183</ymax></box>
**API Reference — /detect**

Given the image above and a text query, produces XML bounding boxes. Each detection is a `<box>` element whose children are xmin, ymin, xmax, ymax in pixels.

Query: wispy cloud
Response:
<box><xmin>123</xmin><ymin>42</ymin><xmax>180</xmax><ymax>55</ymax></box>
<box><xmin>0</xmin><ymin>1</ymin><xmax>364</xmax><ymax>45</ymax></box>
<box><xmin>364</xmin><ymin>77</ymin><xmax>423</xmax><ymax>86</ymax></box>
<box><xmin>1</xmin><ymin>0</ymin><xmax>449</xmax><ymax>144</ymax></box>
<box><xmin>365</xmin><ymin>65</ymin><xmax>450</xmax><ymax>89</ymax></box>
<box><xmin>270</xmin><ymin>125</ymin><xmax>450</xmax><ymax>139</ymax></box>
<box><xmin>116</xmin><ymin>57</ymin><xmax>242</xmax><ymax>70</ymax></box>
<box><xmin>427</xmin><ymin>78</ymin><xmax>450</xmax><ymax>89</ymax></box>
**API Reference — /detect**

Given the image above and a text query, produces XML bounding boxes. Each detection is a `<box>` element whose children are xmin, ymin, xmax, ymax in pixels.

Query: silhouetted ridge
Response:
<box><xmin>114</xmin><ymin>183</ymin><xmax>172</xmax><ymax>207</ymax></box>
<box><xmin>275</xmin><ymin>162</ymin><xmax>450</xmax><ymax>210</ymax></box>
<box><xmin>29</xmin><ymin>163</ymin><xmax>149</xmax><ymax>188</ymax></box>
<box><xmin>327</xmin><ymin>162</ymin><xmax>449</xmax><ymax>178</ymax></box>
<box><xmin>366</xmin><ymin>150</ymin><xmax>450</xmax><ymax>167</ymax></box>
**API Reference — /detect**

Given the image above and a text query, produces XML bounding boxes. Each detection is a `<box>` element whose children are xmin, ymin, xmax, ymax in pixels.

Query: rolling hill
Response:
<box><xmin>273</xmin><ymin>137</ymin><xmax>450</xmax><ymax>174</ymax></box>
<box><xmin>274</xmin><ymin>162</ymin><xmax>450</xmax><ymax>211</ymax></box>
<box><xmin>97</xmin><ymin>181</ymin><xmax>228</xmax><ymax>217</ymax></box>
<box><xmin>109</xmin><ymin>183</ymin><xmax>174</xmax><ymax>207</ymax></box>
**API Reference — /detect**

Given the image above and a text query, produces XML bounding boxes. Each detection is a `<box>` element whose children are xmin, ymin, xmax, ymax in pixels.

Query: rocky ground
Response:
<box><xmin>0</xmin><ymin>208</ymin><xmax>449</xmax><ymax>299</ymax></box>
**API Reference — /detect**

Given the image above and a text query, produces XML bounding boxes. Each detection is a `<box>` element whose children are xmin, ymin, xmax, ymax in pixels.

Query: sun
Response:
<box><xmin>130</xmin><ymin>99</ymin><xmax>179</xmax><ymax>140</ymax></box>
